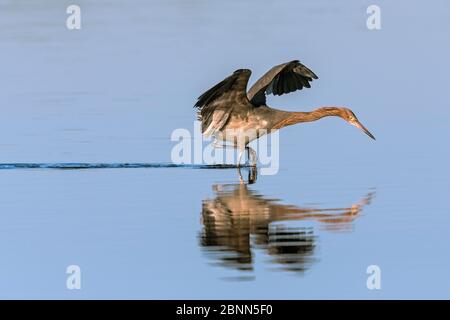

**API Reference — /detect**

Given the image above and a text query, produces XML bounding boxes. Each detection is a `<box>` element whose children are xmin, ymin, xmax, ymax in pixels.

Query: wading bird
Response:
<box><xmin>194</xmin><ymin>60</ymin><xmax>375</xmax><ymax>166</ymax></box>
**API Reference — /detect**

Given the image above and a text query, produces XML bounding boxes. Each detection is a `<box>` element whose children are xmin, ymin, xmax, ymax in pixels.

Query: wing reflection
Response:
<box><xmin>199</xmin><ymin>169</ymin><xmax>375</xmax><ymax>275</ymax></box>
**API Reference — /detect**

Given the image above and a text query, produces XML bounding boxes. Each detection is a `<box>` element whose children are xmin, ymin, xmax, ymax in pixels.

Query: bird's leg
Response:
<box><xmin>246</xmin><ymin>146</ymin><xmax>258</xmax><ymax>167</ymax></box>
<box><xmin>212</xmin><ymin>137</ymin><xmax>239</xmax><ymax>150</ymax></box>
<box><xmin>237</xmin><ymin>166</ymin><xmax>258</xmax><ymax>184</ymax></box>
<box><xmin>243</xmin><ymin>147</ymin><xmax>250</xmax><ymax>166</ymax></box>
<box><xmin>239</xmin><ymin>146</ymin><xmax>258</xmax><ymax>167</ymax></box>
<box><xmin>245</xmin><ymin>147</ymin><xmax>250</xmax><ymax>165</ymax></box>
<box><xmin>213</xmin><ymin>138</ymin><xmax>254</xmax><ymax>168</ymax></box>
<box><xmin>237</xmin><ymin>167</ymin><xmax>244</xmax><ymax>183</ymax></box>
<box><xmin>248</xmin><ymin>166</ymin><xmax>258</xmax><ymax>183</ymax></box>
<box><xmin>242</xmin><ymin>146</ymin><xmax>258</xmax><ymax>167</ymax></box>
<box><xmin>237</xmin><ymin>149</ymin><xmax>245</xmax><ymax>167</ymax></box>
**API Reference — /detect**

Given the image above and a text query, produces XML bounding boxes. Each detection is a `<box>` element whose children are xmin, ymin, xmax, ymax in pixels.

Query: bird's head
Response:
<box><xmin>339</xmin><ymin>107</ymin><xmax>376</xmax><ymax>140</ymax></box>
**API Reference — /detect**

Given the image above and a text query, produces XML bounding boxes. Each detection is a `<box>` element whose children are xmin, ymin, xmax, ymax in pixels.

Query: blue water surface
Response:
<box><xmin>0</xmin><ymin>0</ymin><xmax>449</xmax><ymax>299</ymax></box>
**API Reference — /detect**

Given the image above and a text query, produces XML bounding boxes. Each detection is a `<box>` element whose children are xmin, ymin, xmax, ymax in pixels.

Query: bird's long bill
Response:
<box><xmin>353</xmin><ymin>121</ymin><xmax>376</xmax><ymax>140</ymax></box>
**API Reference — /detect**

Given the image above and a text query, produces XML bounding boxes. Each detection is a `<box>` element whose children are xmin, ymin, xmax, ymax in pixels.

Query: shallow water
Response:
<box><xmin>0</xmin><ymin>0</ymin><xmax>449</xmax><ymax>299</ymax></box>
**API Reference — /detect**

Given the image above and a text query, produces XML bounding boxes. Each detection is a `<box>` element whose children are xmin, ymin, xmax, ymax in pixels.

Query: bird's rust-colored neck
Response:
<box><xmin>272</xmin><ymin>107</ymin><xmax>342</xmax><ymax>130</ymax></box>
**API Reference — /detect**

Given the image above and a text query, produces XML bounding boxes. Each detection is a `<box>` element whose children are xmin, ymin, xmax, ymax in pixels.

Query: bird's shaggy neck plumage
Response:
<box><xmin>273</xmin><ymin>107</ymin><xmax>343</xmax><ymax>130</ymax></box>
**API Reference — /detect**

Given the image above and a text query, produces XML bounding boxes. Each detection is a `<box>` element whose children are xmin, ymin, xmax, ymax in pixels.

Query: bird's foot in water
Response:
<box><xmin>237</xmin><ymin>166</ymin><xmax>258</xmax><ymax>184</ymax></box>
<box><xmin>243</xmin><ymin>160</ymin><xmax>257</xmax><ymax>167</ymax></box>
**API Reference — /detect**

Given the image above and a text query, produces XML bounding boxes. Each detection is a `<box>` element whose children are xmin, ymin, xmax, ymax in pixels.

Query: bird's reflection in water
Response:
<box><xmin>199</xmin><ymin>168</ymin><xmax>375</xmax><ymax>278</ymax></box>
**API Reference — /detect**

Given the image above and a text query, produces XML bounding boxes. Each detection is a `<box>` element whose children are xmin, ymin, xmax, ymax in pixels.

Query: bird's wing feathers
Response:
<box><xmin>195</xmin><ymin>69</ymin><xmax>252</xmax><ymax>136</ymax></box>
<box><xmin>247</xmin><ymin>60</ymin><xmax>318</xmax><ymax>107</ymax></box>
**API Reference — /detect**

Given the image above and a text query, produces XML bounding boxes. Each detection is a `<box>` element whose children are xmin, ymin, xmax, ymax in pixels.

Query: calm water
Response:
<box><xmin>0</xmin><ymin>0</ymin><xmax>449</xmax><ymax>299</ymax></box>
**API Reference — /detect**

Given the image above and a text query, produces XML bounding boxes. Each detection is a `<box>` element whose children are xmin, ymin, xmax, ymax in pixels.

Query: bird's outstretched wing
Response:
<box><xmin>195</xmin><ymin>69</ymin><xmax>253</xmax><ymax>136</ymax></box>
<box><xmin>247</xmin><ymin>60</ymin><xmax>318</xmax><ymax>107</ymax></box>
